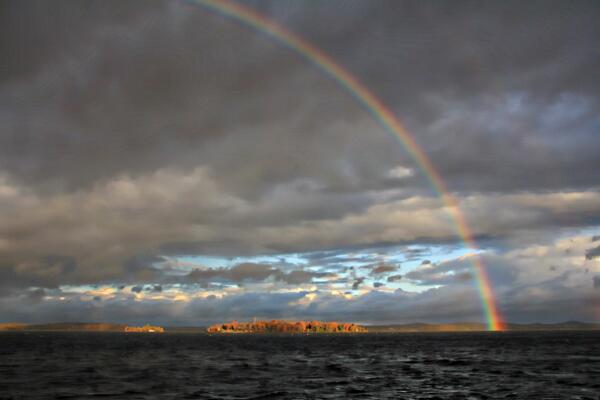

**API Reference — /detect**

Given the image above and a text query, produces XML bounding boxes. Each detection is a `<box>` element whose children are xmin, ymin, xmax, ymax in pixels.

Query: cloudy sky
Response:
<box><xmin>1</xmin><ymin>0</ymin><xmax>599</xmax><ymax>326</ymax></box>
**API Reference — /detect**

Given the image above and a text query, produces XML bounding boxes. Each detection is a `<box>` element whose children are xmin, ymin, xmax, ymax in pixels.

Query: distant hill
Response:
<box><xmin>368</xmin><ymin>323</ymin><xmax>487</xmax><ymax>332</ymax></box>
<box><xmin>0</xmin><ymin>323</ymin><xmax>126</xmax><ymax>332</ymax></box>
<box><xmin>0</xmin><ymin>323</ymin><xmax>29</xmax><ymax>331</ymax></box>
<box><xmin>367</xmin><ymin>321</ymin><xmax>600</xmax><ymax>332</ymax></box>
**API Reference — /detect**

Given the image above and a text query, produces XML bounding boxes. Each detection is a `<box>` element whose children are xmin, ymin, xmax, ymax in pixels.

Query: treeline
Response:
<box><xmin>207</xmin><ymin>320</ymin><xmax>367</xmax><ymax>333</ymax></box>
<box><xmin>124</xmin><ymin>325</ymin><xmax>165</xmax><ymax>333</ymax></box>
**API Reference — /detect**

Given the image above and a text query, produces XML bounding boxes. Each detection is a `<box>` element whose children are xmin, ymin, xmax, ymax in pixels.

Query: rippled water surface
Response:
<box><xmin>1</xmin><ymin>331</ymin><xmax>599</xmax><ymax>399</ymax></box>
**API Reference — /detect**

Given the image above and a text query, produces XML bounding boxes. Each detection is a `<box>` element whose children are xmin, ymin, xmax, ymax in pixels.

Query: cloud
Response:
<box><xmin>183</xmin><ymin>262</ymin><xmax>336</xmax><ymax>287</ymax></box>
<box><xmin>187</xmin><ymin>263</ymin><xmax>277</xmax><ymax>284</ymax></box>
<box><xmin>1</xmin><ymin>274</ymin><xmax>597</xmax><ymax>326</ymax></box>
<box><xmin>370</xmin><ymin>263</ymin><xmax>398</xmax><ymax>275</ymax></box>
<box><xmin>0</xmin><ymin>231</ymin><xmax>597</xmax><ymax>325</ymax></box>
<box><xmin>131</xmin><ymin>286</ymin><xmax>143</xmax><ymax>294</ymax></box>
<box><xmin>403</xmin><ymin>234</ymin><xmax>600</xmax><ymax>319</ymax></box>
<box><xmin>278</xmin><ymin>270</ymin><xmax>336</xmax><ymax>285</ymax></box>
<box><xmin>1</xmin><ymin>1</ymin><xmax>598</xmax><ymax>195</ymax></box>
<box><xmin>386</xmin><ymin>166</ymin><xmax>413</xmax><ymax>180</ymax></box>
<box><xmin>0</xmin><ymin>1</ymin><xmax>599</xmax><ymax>323</ymax></box>
<box><xmin>352</xmin><ymin>277</ymin><xmax>365</xmax><ymax>290</ymax></box>
<box><xmin>149</xmin><ymin>285</ymin><xmax>162</xmax><ymax>293</ymax></box>
<box><xmin>1</xmin><ymin>164</ymin><xmax>600</xmax><ymax>290</ymax></box>
<box><xmin>585</xmin><ymin>245</ymin><xmax>600</xmax><ymax>260</ymax></box>
<box><xmin>25</xmin><ymin>288</ymin><xmax>47</xmax><ymax>304</ymax></box>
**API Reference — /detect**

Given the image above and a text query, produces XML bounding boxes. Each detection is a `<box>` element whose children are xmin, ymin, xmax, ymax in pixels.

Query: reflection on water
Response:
<box><xmin>1</xmin><ymin>331</ymin><xmax>599</xmax><ymax>399</ymax></box>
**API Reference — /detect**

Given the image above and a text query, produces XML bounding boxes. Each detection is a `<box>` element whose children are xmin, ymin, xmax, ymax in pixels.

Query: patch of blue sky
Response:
<box><xmin>559</xmin><ymin>226</ymin><xmax>600</xmax><ymax>239</ymax></box>
<box><xmin>177</xmin><ymin>253</ymin><xmax>308</xmax><ymax>270</ymax></box>
<box><xmin>172</xmin><ymin>243</ymin><xmax>483</xmax><ymax>294</ymax></box>
<box><xmin>177</xmin><ymin>243</ymin><xmax>477</xmax><ymax>272</ymax></box>
<box><xmin>59</xmin><ymin>284</ymin><xmax>105</xmax><ymax>293</ymax></box>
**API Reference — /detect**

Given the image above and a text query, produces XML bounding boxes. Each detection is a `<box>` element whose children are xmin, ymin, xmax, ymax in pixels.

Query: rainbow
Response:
<box><xmin>188</xmin><ymin>0</ymin><xmax>504</xmax><ymax>331</ymax></box>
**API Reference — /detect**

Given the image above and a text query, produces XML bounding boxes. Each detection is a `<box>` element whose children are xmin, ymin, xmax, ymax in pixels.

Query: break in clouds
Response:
<box><xmin>1</xmin><ymin>0</ymin><xmax>599</xmax><ymax>325</ymax></box>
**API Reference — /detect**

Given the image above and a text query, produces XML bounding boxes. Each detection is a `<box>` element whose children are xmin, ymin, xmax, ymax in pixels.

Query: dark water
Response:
<box><xmin>1</xmin><ymin>332</ymin><xmax>599</xmax><ymax>399</ymax></box>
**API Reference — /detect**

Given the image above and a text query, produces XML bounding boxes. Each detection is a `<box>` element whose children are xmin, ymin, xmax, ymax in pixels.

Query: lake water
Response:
<box><xmin>1</xmin><ymin>331</ymin><xmax>599</xmax><ymax>399</ymax></box>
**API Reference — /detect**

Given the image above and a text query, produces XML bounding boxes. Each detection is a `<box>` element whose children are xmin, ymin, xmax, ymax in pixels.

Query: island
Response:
<box><xmin>207</xmin><ymin>320</ymin><xmax>367</xmax><ymax>334</ymax></box>
<box><xmin>124</xmin><ymin>324</ymin><xmax>165</xmax><ymax>333</ymax></box>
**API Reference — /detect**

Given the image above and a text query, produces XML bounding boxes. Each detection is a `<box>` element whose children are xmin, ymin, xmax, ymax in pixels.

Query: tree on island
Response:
<box><xmin>207</xmin><ymin>320</ymin><xmax>366</xmax><ymax>333</ymax></box>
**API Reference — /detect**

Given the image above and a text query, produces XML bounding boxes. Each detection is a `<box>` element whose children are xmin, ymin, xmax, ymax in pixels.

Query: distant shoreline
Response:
<box><xmin>1</xmin><ymin>321</ymin><xmax>599</xmax><ymax>333</ymax></box>
<box><xmin>366</xmin><ymin>321</ymin><xmax>600</xmax><ymax>332</ymax></box>
<box><xmin>0</xmin><ymin>323</ymin><xmax>164</xmax><ymax>333</ymax></box>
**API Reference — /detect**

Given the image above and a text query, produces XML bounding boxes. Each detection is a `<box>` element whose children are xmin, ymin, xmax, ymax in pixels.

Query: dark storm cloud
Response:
<box><xmin>249</xmin><ymin>0</ymin><xmax>600</xmax><ymax>193</ymax></box>
<box><xmin>0</xmin><ymin>255</ymin><xmax>76</xmax><ymax>289</ymax></box>
<box><xmin>123</xmin><ymin>255</ymin><xmax>165</xmax><ymax>282</ymax></box>
<box><xmin>0</xmin><ymin>0</ymin><xmax>397</xmax><ymax>198</ymax></box>
<box><xmin>1</xmin><ymin>0</ymin><xmax>598</xmax><ymax>195</ymax></box>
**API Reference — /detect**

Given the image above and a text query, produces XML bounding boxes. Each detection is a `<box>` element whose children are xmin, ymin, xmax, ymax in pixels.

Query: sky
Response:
<box><xmin>1</xmin><ymin>0</ymin><xmax>599</xmax><ymax>326</ymax></box>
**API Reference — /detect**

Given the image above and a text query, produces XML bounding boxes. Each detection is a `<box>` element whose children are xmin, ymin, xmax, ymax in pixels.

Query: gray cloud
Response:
<box><xmin>0</xmin><ymin>0</ymin><xmax>599</xmax><ymax>323</ymax></box>
<box><xmin>184</xmin><ymin>262</ymin><xmax>335</xmax><ymax>287</ymax></box>
<box><xmin>370</xmin><ymin>263</ymin><xmax>398</xmax><ymax>275</ymax></box>
<box><xmin>1</xmin><ymin>0</ymin><xmax>598</xmax><ymax>195</ymax></box>
<box><xmin>1</xmin><ymin>278</ymin><xmax>598</xmax><ymax>326</ymax></box>
<box><xmin>0</xmin><ymin>233</ymin><xmax>597</xmax><ymax>325</ymax></box>
<box><xmin>131</xmin><ymin>286</ymin><xmax>143</xmax><ymax>294</ymax></box>
<box><xmin>187</xmin><ymin>263</ymin><xmax>277</xmax><ymax>284</ymax></box>
<box><xmin>1</xmin><ymin>167</ymin><xmax>599</xmax><ymax>289</ymax></box>
<box><xmin>25</xmin><ymin>288</ymin><xmax>47</xmax><ymax>304</ymax></box>
<box><xmin>585</xmin><ymin>245</ymin><xmax>600</xmax><ymax>260</ymax></box>
<box><xmin>149</xmin><ymin>285</ymin><xmax>162</xmax><ymax>293</ymax></box>
<box><xmin>278</xmin><ymin>270</ymin><xmax>335</xmax><ymax>285</ymax></box>
<box><xmin>352</xmin><ymin>277</ymin><xmax>365</xmax><ymax>291</ymax></box>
